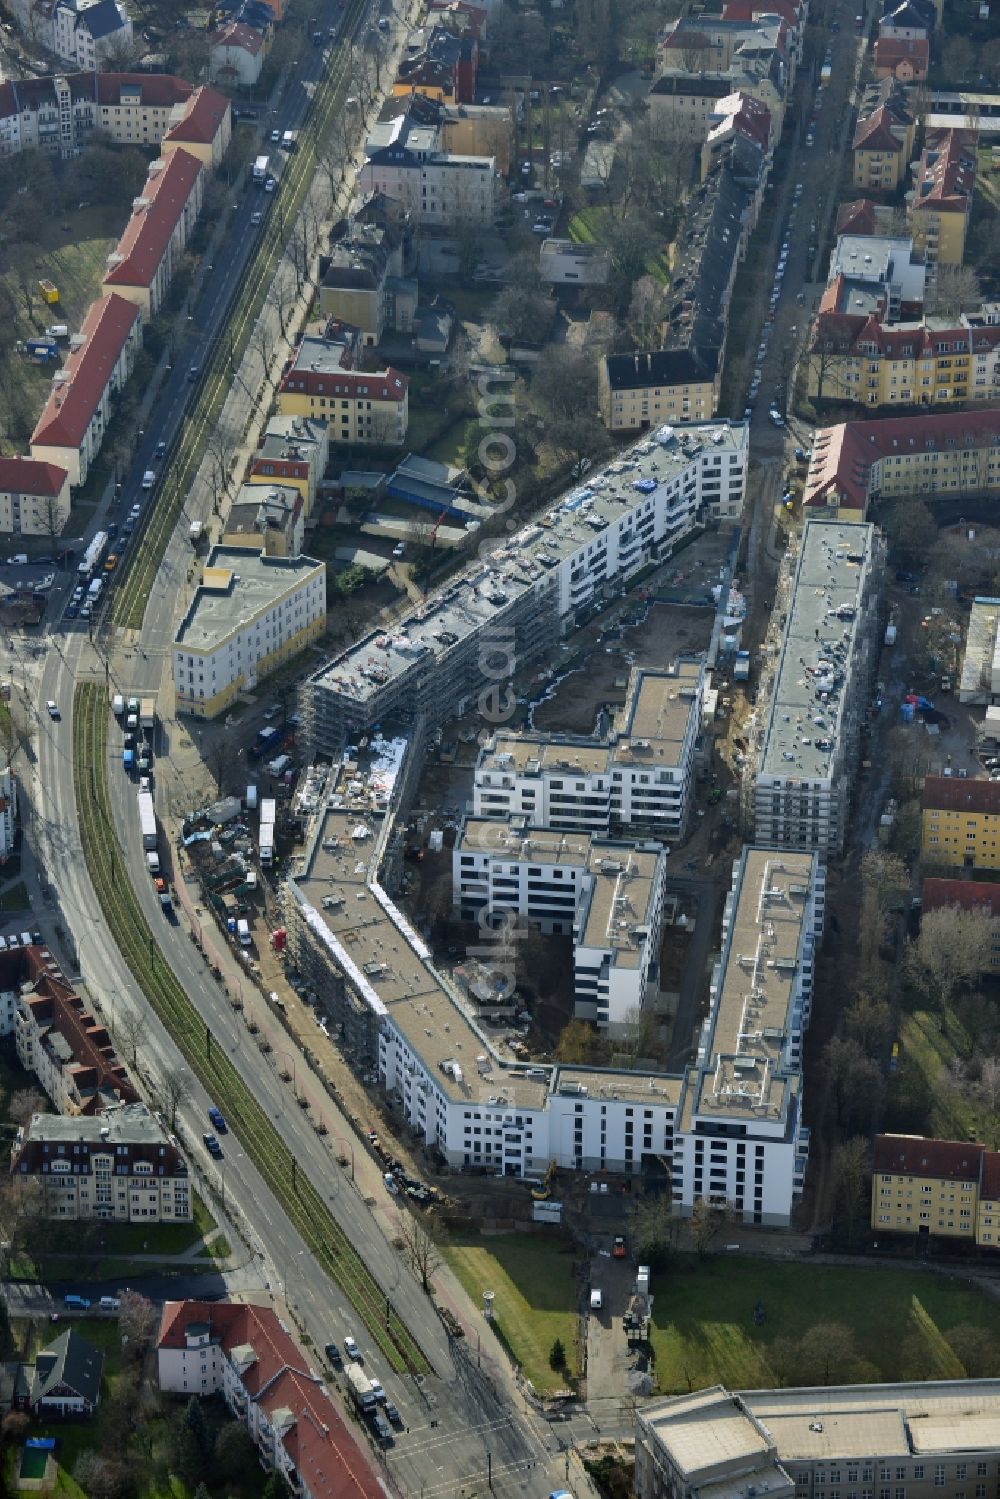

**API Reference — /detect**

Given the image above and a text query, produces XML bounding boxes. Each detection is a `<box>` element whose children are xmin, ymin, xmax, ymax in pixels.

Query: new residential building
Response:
<box><xmin>474</xmin><ymin>663</ymin><xmax>704</xmax><ymax>840</ymax></box>
<box><xmin>358</xmin><ymin>112</ymin><xmax>498</xmax><ymax>225</ymax></box>
<box><xmin>750</xmin><ymin>520</ymin><xmax>882</xmax><ymax>853</ymax></box>
<box><xmin>157</xmin><ymin>1301</ymin><xmax>383</xmax><ymax>1499</ymax></box>
<box><xmin>11</xmin><ymin>1103</ymin><xmax>192</xmax><ymax>1224</ymax></box>
<box><xmin>452</xmin><ymin>818</ymin><xmax>668</xmax><ymax>1029</ymax></box>
<box><xmin>0</xmin><ymin>457</ymin><xmax>70</xmax><ymax>538</ymax></box>
<box><xmin>173</xmin><ymin>547</ymin><xmax>326</xmax><ymax>719</ymax></box>
<box><xmin>921</xmin><ymin>774</ymin><xmax>1000</xmax><ymax>869</ymax></box>
<box><xmin>102</xmin><ymin>148</ymin><xmax>205</xmax><ymax>318</ymax></box>
<box><xmin>11</xmin><ymin>947</ymin><xmax>138</xmax><ymax>1114</ymax></box>
<box><xmin>29</xmin><ymin>293</ymin><xmax>142</xmax><ymax>487</ymax></box>
<box><xmin>873</xmin><ymin>1132</ymin><xmax>1000</xmax><ymax>1244</ymax></box>
<box><xmin>636</xmin><ymin>1381</ymin><xmax>1000</xmax><ymax>1499</ymax></box>
<box><xmin>802</xmin><ymin>408</ymin><xmax>1000</xmax><ymax>519</ymax></box>
<box><xmin>299</xmin><ymin>421</ymin><xmax>747</xmax><ymax>753</ymax></box>
<box><xmin>959</xmin><ymin>596</ymin><xmax>1000</xmax><ymax>703</ymax></box>
<box><xmin>278</xmin><ymin>328</ymin><xmax>409</xmax><ymax>447</ymax></box>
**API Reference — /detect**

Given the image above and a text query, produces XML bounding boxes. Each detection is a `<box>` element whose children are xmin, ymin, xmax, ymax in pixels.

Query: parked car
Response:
<box><xmin>344</xmin><ymin>1335</ymin><xmax>361</xmax><ymax>1360</ymax></box>
<box><xmin>324</xmin><ymin>1341</ymin><xmax>343</xmax><ymax>1368</ymax></box>
<box><xmin>203</xmin><ymin>1132</ymin><xmax>223</xmax><ymax>1158</ymax></box>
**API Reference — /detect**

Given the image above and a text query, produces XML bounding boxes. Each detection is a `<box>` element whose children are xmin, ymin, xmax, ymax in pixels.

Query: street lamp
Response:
<box><xmin>329</xmin><ymin>1134</ymin><xmax>355</xmax><ymax>1180</ymax></box>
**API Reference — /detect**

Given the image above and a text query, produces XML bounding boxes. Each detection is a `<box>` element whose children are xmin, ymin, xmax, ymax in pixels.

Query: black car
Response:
<box><xmin>384</xmin><ymin>1402</ymin><xmax>403</xmax><ymax>1429</ymax></box>
<box><xmin>369</xmin><ymin>1410</ymin><xmax>393</xmax><ymax>1446</ymax></box>
<box><xmin>324</xmin><ymin>1341</ymin><xmax>343</xmax><ymax>1368</ymax></box>
<box><xmin>202</xmin><ymin>1132</ymin><xmax>223</xmax><ymax>1159</ymax></box>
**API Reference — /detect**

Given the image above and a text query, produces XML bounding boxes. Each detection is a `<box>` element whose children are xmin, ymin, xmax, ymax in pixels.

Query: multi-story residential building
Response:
<box><xmin>599</xmin><ymin>349</ymin><xmax>720</xmax><ymax>429</ymax></box>
<box><xmin>102</xmin><ymin>148</ymin><xmax>205</xmax><ymax>319</ymax></box>
<box><xmin>880</xmin><ymin>0</ymin><xmax>936</xmax><ymax>39</ymax></box>
<box><xmin>826</xmin><ymin>232</ymin><xmax>926</xmax><ymax>320</ymax></box>
<box><xmin>474</xmin><ymin>662</ymin><xmax>704</xmax><ymax>840</ymax></box>
<box><xmin>650</xmin><ymin>66</ymin><xmax>785</xmax><ymax>144</ymax></box>
<box><xmin>958</xmin><ymin>595</ymin><xmax>1000</xmax><ymax>703</ymax></box>
<box><xmin>750</xmin><ymin>520</ymin><xmax>882</xmax><ymax>853</ymax></box>
<box><xmin>159</xmin><ymin>84</ymin><xmax>231</xmax><ymax>170</ymax></box>
<box><xmin>874</xmin><ymin>34</ymin><xmax>929</xmax><ymax>78</ymax></box>
<box><xmin>908</xmin><ymin>128</ymin><xmax>978</xmax><ymax>270</ymax></box>
<box><xmin>209</xmin><ymin>21</ymin><xmax>265</xmax><ymax>89</ymax></box>
<box><xmin>921</xmin><ymin>774</ymin><xmax>1000</xmax><ymax>869</ymax></box>
<box><xmin>805</xmin><ymin>308</ymin><xmax>1000</xmax><ymax>409</ymax></box>
<box><xmin>9</xmin><ymin>0</ymin><xmax>133</xmax><ymax>74</ymax></box>
<box><xmin>358</xmin><ymin>112</ymin><xmax>498</xmax><ymax>225</ymax></box>
<box><xmin>157</xmin><ymin>1301</ymin><xmax>383</xmax><ymax>1499</ymax></box>
<box><xmin>173</xmin><ymin>547</ymin><xmax>326</xmax><ymax>719</ymax></box>
<box><xmin>298</xmin><ymin>421</ymin><xmax>748</xmax><ymax>754</ymax></box>
<box><xmin>0</xmin><ymin>72</ymin><xmax>212</xmax><ymax>160</ymax></box>
<box><xmin>284</xmin><ymin>779</ymin><xmax>822</xmax><ymax>1221</ymax></box>
<box><xmin>391</xmin><ymin>24</ymin><xmax>477</xmax><ymax>103</ymax></box>
<box><xmin>453</xmin><ymin>818</ymin><xmax>667</xmax><ymax>1029</ymax></box>
<box><xmin>852</xmin><ymin>86</ymin><xmax>915</xmax><ymax>192</ymax></box>
<box><xmin>872</xmin><ymin>1132</ymin><xmax>1000</xmax><ymax>1244</ymax></box>
<box><xmin>221</xmin><ymin>483</ymin><xmax>303</xmax><ymax>557</ymax></box>
<box><xmin>0</xmin><ymin>767</ymin><xmax>17</xmax><ymax>865</ymax></box>
<box><xmin>636</xmin><ymin>1380</ymin><xmax>1000</xmax><ymax>1499</ymax></box>
<box><xmin>0</xmin><ymin>457</ymin><xmax>70</xmax><ymax>538</ymax></box>
<box><xmin>248</xmin><ymin>415</ymin><xmax>328</xmax><ymax>516</ymax></box>
<box><xmin>802</xmin><ymin>407</ymin><xmax>1000</xmax><ymax>518</ymax></box>
<box><xmin>29</xmin><ymin>293</ymin><xmax>141</xmax><ymax>488</ymax></box>
<box><xmin>318</xmin><ymin>225</ymin><xmax>403</xmax><ymax>346</ymax></box>
<box><xmin>439</xmin><ymin>100</ymin><xmax>512</xmax><ymax>175</ymax></box>
<box><xmin>700</xmin><ymin>88</ymin><xmax>772</xmax><ymax>178</ymax></box>
<box><xmin>278</xmin><ymin>327</ymin><xmax>409</xmax><ymax>446</ymax></box>
<box><xmin>11</xmin><ymin>1103</ymin><xmax>192</xmax><ymax>1224</ymax></box>
<box><xmin>658</xmin><ymin>11</ymin><xmax>795</xmax><ymax>80</ymax></box>
<box><xmin>12</xmin><ymin>946</ymin><xmax>138</xmax><ymax>1114</ymax></box>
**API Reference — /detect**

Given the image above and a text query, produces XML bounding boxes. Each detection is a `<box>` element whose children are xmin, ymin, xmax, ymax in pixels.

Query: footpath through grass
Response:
<box><xmin>72</xmin><ymin>682</ymin><xmax>427</xmax><ymax>1375</ymax></box>
<box><xmin>650</xmin><ymin>1256</ymin><xmax>1000</xmax><ymax>1392</ymax></box>
<box><xmin>444</xmin><ymin>1232</ymin><xmax>580</xmax><ymax>1393</ymax></box>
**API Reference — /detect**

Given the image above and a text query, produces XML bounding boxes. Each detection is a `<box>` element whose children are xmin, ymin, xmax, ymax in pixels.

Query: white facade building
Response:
<box><xmin>0</xmin><ymin>765</ymin><xmax>17</xmax><ymax>863</ymax></box>
<box><xmin>302</xmin><ymin>421</ymin><xmax>747</xmax><ymax>752</ymax></box>
<box><xmin>359</xmin><ymin>115</ymin><xmax>498</xmax><ymax>225</ymax></box>
<box><xmin>173</xmin><ymin>547</ymin><xmax>326</xmax><ymax>719</ymax></box>
<box><xmin>474</xmin><ymin>662</ymin><xmax>703</xmax><ymax>840</ymax></box>
<box><xmin>751</xmin><ymin>520</ymin><xmax>882</xmax><ymax>853</ymax></box>
<box><xmin>453</xmin><ymin>817</ymin><xmax>667</xmax><ymax>1029</ymax></box>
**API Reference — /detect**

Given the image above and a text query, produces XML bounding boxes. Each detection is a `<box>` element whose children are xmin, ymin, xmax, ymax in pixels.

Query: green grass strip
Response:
<box><xmin>73</xmin><ymin>681</ymin><xmax>428</xmax><ymax>1375</ymax></box>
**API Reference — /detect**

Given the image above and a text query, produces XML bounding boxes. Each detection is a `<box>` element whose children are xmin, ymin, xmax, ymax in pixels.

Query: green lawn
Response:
<box><xmin>650</xmin><ymin>1257</ymin><xmax>1000</xmax><ymax>1393</ymax></box>
<box><xmin>567</xmin><ymin>205</ymin><xmax>670</xmax><ymax>282</ymax></box>
<box><xmin>444</xmin><ymin>1232</ymin><xmax>580</xmax><ymax>1393</ymax></box>
<box><xmin>0</xmin><ymin>881</ymin><xmax>29</xmax><ymax>912</ymax></box>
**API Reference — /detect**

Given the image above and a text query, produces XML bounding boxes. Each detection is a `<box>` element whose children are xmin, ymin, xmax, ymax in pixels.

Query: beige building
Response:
<box><xmin>598</xmin><ymin>349</ymin><xmax>718</xmax><ymax>429</ymax></box>
<box><xmin>636</xmin><ymin>1381</ymin><xmax>1000</xmax><ymax>1499</ymax></box>
<box><xmin>440</xmin><ymin>100</ymin><xmax>512</xmax><ymax>175</ymax></box>
<box><xmin>0</xmin><ymin>72</ymin><xmax>220</xmax><ymax>160</ymax></box>
<box><xmin>248</xmin><ymin>415</ymin><xmax>329</xmax><ymax>517</ymax></box>
<box><xmin>11</xmin><ymin>1103</ymin><xmax>192</xmax><ymax>1223</ymax></box>
<box><xmin>173</xmin><ymin>547</ymin><xmax>326</xmax><ymax>719</ymax></box>
<box><xmin>277</xmin><ymin>330</ymin><xmax>408</xmax><ymax>447</ymax></box>
<box><xmin>873</xmin><ymin>1132</ymin><xmax>1000</xmax><ymax>1247</ymax></box>
<box><xmin>102</xmin><ymin>148</ymin><xmax>205</xmax><ymax>319</ymax></box>
<box><xmin>0</xmin><ymin>457</ymin><xmax>70</xmax><ymax>537</ymax></box>
<box><xmin>222</xmin><ymin>483</ymin><xmax>304</xmax><ymax>556</ymax></box>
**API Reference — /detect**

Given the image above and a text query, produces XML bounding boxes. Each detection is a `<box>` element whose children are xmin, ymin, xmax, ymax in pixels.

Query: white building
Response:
<box><xmin>301</xmin><ymin>420</ymin><xmax>747</xmax><ymax>752</ymax></box>
<box><xmin>173</xmin><ymin>547</ymin><xmax>326</xmax><ymax>720</ymax></box>
<box><xmin>959</xmin><ymin>595</ymin><xmax>1000</xmax><ymax>704</ymax></box>
<box><xmin>453</xmin><ymin>817</ymin><xmax>667</xmax><ymax>1029</ymax></box>
<box><xmin>358</xmin><ymin>114</ymin><xmax>498</xmax><ymax>225</ymax></box>
<box><xmin>0</xmin><ymin>766</ymin><xmax>17</xmax><ymax>863</ymax></box>
<box><xmin>0</xmin><ymin>458</ymin><xmax>70</xmax><ymax>539</ymax></box>
<box><xmin>474</xmin><ymin>662</ymin><xmax>703</xmax><ymax>840</ymax></box>
<box><xmin>751</xmin><ymin>520</ymin><xmax>882</xmax><ymax>854</ymax></box>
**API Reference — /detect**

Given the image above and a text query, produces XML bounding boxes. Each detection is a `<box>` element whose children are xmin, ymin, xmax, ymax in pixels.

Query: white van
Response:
<box><xmin>99</xmin><ymin>1295</ymin><xmax>120</xmax><ymax>1312</ymax></box>
<box><xmin>146</xmin><ymin>851</ymin><xmax>160</xmax><ymax>874</ymax></box>
<box><xmin>112</xmin><ymin>693</ymin><xmax>124</xmax><ymax>716</ymax></box>
<box><xmin>141</xmin><ymin>470</ymin><xmax>156</xmax><ymax>489</ymax></box>
<box><xmin>589</xmin><ymin>1289</ymin><xmax>603</xmax><ymax>1310</ymax></box>
<box><xmin>237</xmin><ymin>918</ymin><xmax>251</xmax><ymax>946</ymax></box>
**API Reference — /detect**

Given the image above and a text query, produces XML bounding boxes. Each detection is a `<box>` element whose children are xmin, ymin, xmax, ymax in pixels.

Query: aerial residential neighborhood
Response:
<box><xmin>0</xmin><ymin>0</ymin><xmax>1000</xmax><ymax>1488</ymax></box>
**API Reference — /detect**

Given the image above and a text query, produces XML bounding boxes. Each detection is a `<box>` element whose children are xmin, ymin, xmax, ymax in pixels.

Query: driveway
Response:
<box><xmin>585</xmin><ymin>1255</ymin><xmax>633</xmax><ymax>1417</ymax></box>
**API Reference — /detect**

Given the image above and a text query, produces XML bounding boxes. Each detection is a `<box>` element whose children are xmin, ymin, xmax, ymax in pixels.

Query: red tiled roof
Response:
<box><xmin>804</xmin><ymin>408</ymin><xmax>1000</xmax><ymax>513</ymax></box>
<box><xmin>922</xmin><ymin>773</ymin><xmax>1000</xmax><ymax>815</ymax></box>
<box><xmin>210</xmin><ymin>21</ymin><xmax>264</xmax><ymax>53</ymax></box>
<box><xmin>836</xmin><ymin>198</ymin><xmax>877</xmax><ymax>236</ymax></box>
<box><xmin>31</xmin><ymin>294</ymin><xmax>139</xmax><ymax>452</ymax></box>
<box><xmin>164</xmin><ymin>84</ymin><xmax>230</xmax><ymax>146</ymax></box>
<box><xmin>157</xmin><ymin>1302</ymin><xmax>384</xmax><ymax>1499</ymax></box>
<box><xmin>912</xmin><ymin>127</ymin><xmax>977</xmax><ymax>210</ymax></box>
<box><xmin>980</xmin><ymin>1151</ymin><xmax>1000</xmax><ymax>1203</ymax></box>
<box><xmin>853</xmin><ymin>104</ymin><xmax>905</xmax><ymax>153</ymax></box>
<box><xmin>0</xmin><ymin>457</ymin><xmax>67</xmax><ymax>497</ymax></box>
<box><xmin>874</xmin><ymin>34</ymin><xmax>929</xmax><ymax>69</ymax></box>
<box><xmin>874</xmin><ymin>1133</ymin><xmax>984</xmax><ymax>1182</ymax></box>
<box><xmin>104</xmin><ymin>148</ymin><xmax>203</xmax><ymax>293</ymax></box>
<box><xmin>95</xmin><ymin>72</ymin><xmax>193</xmax><ymax>108</ymax></box>
<box><xmin>922</xmin><ymin>877</ymin><xmax>1000</xmax><ymax>917</ymax></box>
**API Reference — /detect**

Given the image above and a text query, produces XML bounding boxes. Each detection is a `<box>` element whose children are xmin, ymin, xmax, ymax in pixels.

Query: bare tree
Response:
<box><xmin>980</xmin><ymin>1056</ymin><xmax>1000</xmax><ymax>1114</ymax></box>
<box><xmin>689</xmin><ymin>1196</ymin><xmax>735</xmax><ymax>1257</ymax></box>
<box><xmin>906</xmin><ymin>905</ymin><xmax>994</xmax><ymax>1027</ymax></box>
<box><xmin>160</xmin><ymin>1067</ymin><xmax>191</xmax><ymax>1131</ymax></box>
<box><xmin>627</xmin><ymin>276</ymin><xmax>667</xmax><ymax>348</ymax></box>
<box><xmin>117</xmin><ymin>1289</ymin><xmax>158</xmax><ymax>1355</ymax></box>
<box><xmin>205</xmin><ymin>425</ymin><xmax>238</xmax><ymax>512</ymax></box>
<box><xmin>398</xmin><ymin>1213</ymin><xmax>443</xmax><ymax>1293</ymax></box>
<box><xmin>7</xmin><ymin>1087</ymin><xmax>45</xmax><ymax>1128</ymax></box>
<box><xmin>116</xmin><ymin>1007</ymin><xmax>145</xmax><ymax>1069</ymax></box>
<box><xmin>831</xmin><ymin>1136</ymin><xmax>871</xmax><ymax>1248</ymax></box>
<box><xmin>928</xmin><ymin>264</ymin><xmax>981</xmax><ymax>320</ymax></box>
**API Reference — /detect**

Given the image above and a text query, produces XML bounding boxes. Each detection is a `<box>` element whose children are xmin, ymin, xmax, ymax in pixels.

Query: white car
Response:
<box><xmin>251</xmin><ymin>210</ymin><xmax>263</xmax><ymax>226</ymax></box>
<box><xmin>46</xmin><ymin>700</ymin><xmax>60</xmax><ymax>720</ymax></box>
<box><xmin>344</xmin><ymin>1335</ymin><xmax>361</xmax><ymax>1360</ymax></box>
<box><xmin>392</xmin><ymin>542</ymin><xmax>405</xmax><ymax>558</ymax></box>
<box><xmin>265</xmin><ymin>177</ymin><xmax>276</xmax><ymax>193</ymax></box>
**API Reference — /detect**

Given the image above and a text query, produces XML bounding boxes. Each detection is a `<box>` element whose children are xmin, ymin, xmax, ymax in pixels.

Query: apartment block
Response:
<box><xmin>636</xmin><ymin>1381</ymin><xmax>1000</xmax><ymax>1499</ymax></box>
<box><xmin>12</xmin><ymin>947</ymin><xmax>138</xmax><ymax>1114</ymax></box>
<box><xmin>806</xmin><ymin>308</ymin><xmax>1000</xmax><ymax>409</ymax></box>
<box><xmin>278</xmin><ymin>328</ymin><xmax>408</xmax><ymax>447</ymax></box>
<box><xmin>873</xmin><ymin>1132</ymin><xmax>1000</xmax><ymax>1245</ymax></box>
<box><xmin>299</xmin><ymin>421</ymin><xmax>747</xmax><ymax>754</ymax></box>
<box><xmin>11</xmin><ymin>1103</ymin><xmax>192</xmax><ymax>1223</ymax></box>
<box><xmin>921</xmin><ymin>775</ymin><xmax>1000</xmax><ymax>869</ymax></box>
<box><xmin>29</xmin><ymin>293</ymin><xmax>141</xmax><ymax>487</ymax></box>
<box><xmin>474</xmin><ymin>663</ymin><xmax>703</xmax><ymax>840</ymax></box>
<box><xmin>157</xmin><ymin>1302</ymin><xmax>382</xmax><ymax>1499</ymax></box>
<box><xmin>0</xmin><ymin>766</ymin><xmax>17</xmax><ymax>865</ymax></box>
<box><xmin>908</xmin><ymin>128</ymin><xmax>977</xmax><ymax>269</ymax></box>
<box><xmin>8</xmin><ymin>0</ymin><xmax>132</xmax><ymax>74</ymax></box>
<box><xmin>0</xmin><ymin>457</ymin><xmax>70</xmax><ymax>538</ymax></box>
<box><xmin>803</xmin><ymin>408</ymin><xmax>1000</xmax><ymax>518</ymax></box>
<box><xmin>0</xmin><ymin>72</ymin><xmax>218</xmax><ymax>160</ymax></box>
<box><xmin>318</xmin><ymin>230</ymin><xmax>397</xmax><ymax>346</ymax></box>
<box><xmin>599</xmin><ymin>350</ymin><xmax>719</xmax><ymax>430</ymax></box>
<box><xmin>751</xmin><ymin>521</ymin><xmax>882</xmax><ymax>853</ymax></box>
<box><xmin>851</xmin><ymin>84</ymin><xmax>914</xmax><ymax>192</ymax></box>
<box><xmin>173</xmin><ymin>547</ymin><xmax>326</xmax><ymax>719</ymax></box>
<box><xmin>103</xmin><ymin>148</ymin><xmax>205</xmax><ymax>319</ymax></box>
<box><xmin>250</xmin><ymin>414</ymin><xmax>329</xmax><ymax>517</ymax></box>
<box><xmin>452</xmin><ymin>817</ymin><xmax>668</xmax><ymax>1029</ymax></box>
<box><xmin>358</xmin><ymin>112</ymin><xmax>497</xmax><ymax>225</ymax></box>
<box><xmin>159</xmin><ymin>84</ymin><xmax>232</xmax><ymax>170</ymax></box>
<box><xmin>221</xmin><ymin>483</ymin><xmax>303</xmax><ymax>557</ymax></box>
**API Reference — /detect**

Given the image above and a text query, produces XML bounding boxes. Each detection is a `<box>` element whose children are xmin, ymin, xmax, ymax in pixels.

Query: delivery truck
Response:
<box><xmin>253</xmin><ymin>154</ymin><xmax>269</xmax><ymax>184</ymax></box>
<box><xmin>137</xmin><ymin>790</ymin><xmax>157</xmax><ymax>850</ymax></box>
